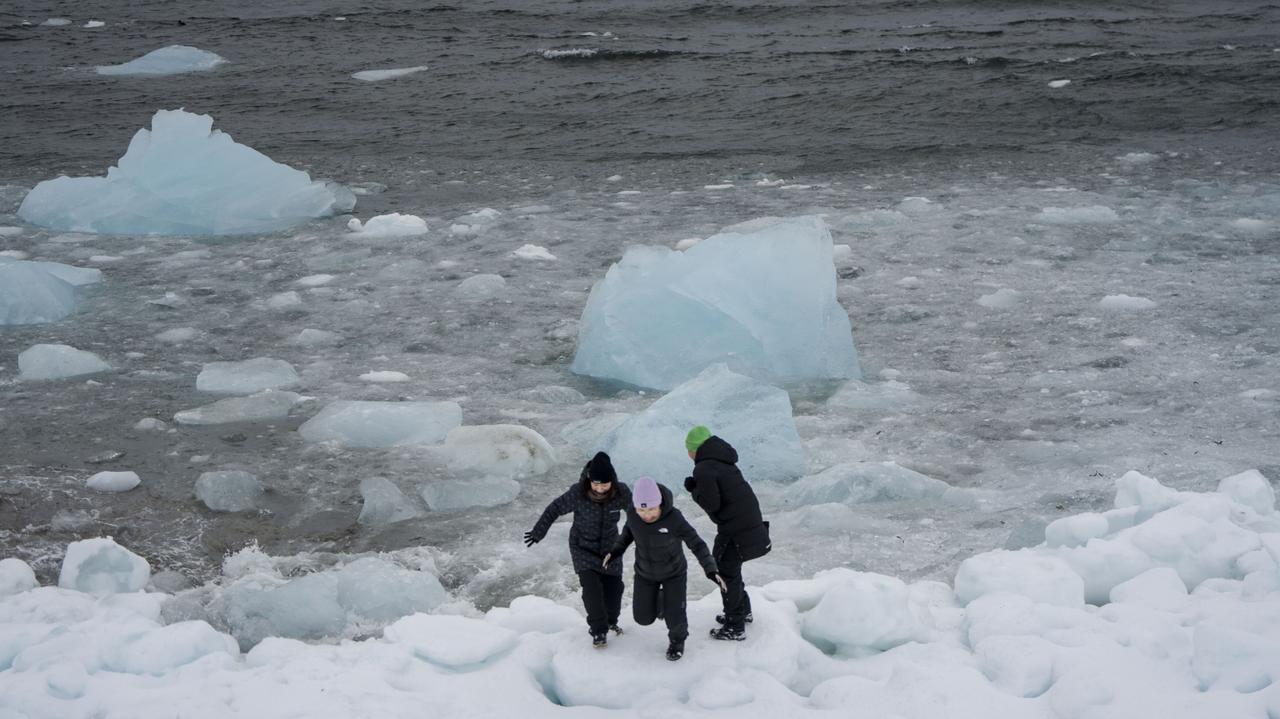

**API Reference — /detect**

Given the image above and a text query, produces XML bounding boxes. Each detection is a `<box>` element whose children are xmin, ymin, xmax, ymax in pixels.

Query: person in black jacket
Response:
<box><xmin>525</xmin><ymin>452</ymin><xmax>632</xmax><ymax>647</ymax></box>
<box><xmin>604</xmin><ymin>476</ymin><xmax>725</xmax><ymax>661</ymax></box>
<box><xmin>682</xmin><ymin>426</ymin><xmax>771</xmax><ymax>641</ymax></box>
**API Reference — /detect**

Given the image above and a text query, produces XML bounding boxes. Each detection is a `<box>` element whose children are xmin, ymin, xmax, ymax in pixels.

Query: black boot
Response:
<box><xmin>709</xmin><ymin>625</ymin><xmax>746</xmax><ymax>641</ymax></box>
<box><xmin>666</xmin><ymin>641</ymin><xmax>684</xmax><ymax>661</ymax></box>
<box><xmin>610</xmin><ymin>624</ymin><xmax>624</xmax><ymax>636</ymax></box>
<box><xmin>591</xmin><ymin>631</ymin><xmax>608</xmax><ymax>648</ymax></box>
<box><xmin>716</xmin><ymin>612</ymin><xmax>753</xmax><ymax>625</ymax></box>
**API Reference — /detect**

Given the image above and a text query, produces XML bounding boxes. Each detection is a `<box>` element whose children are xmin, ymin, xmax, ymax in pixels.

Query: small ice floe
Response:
<box><xmin>420</xmin><ymin>476</ymin><xmax>521</xmax><ymax>511</ymax></box>
<box><xmin>298</xmin><ymin>400</ymin><xmax>462</xmax><ymax>448</ymax></box>
<box><xmin>83</xmin><ymin>20</ymin><xmax>105</xmax><ymax>28</ymax></box>
<box><xmin>18</xmin><ymin>344</ymin><xmax>110</xmax><ymax>381</ymax></box>
<box><xmin>155</xmin><ymin>327</ymin><xmax>198</xmax><ymax>344</ymax></box>
<box><xmin>295</xmin><ymin>273</ymin><xmax>335</xmax><ymax>287</ymax></box>
<box><xmin>352</xmin><ymin>66</ymin><xmax>428</xmax><ymax>82</ymax></box>
<box><xmin>512</xmin><ymin>244</ymin><xmax>556</xmax><ymax>261</ymax></box>
<box><xmin>539</xmin><ymin>48</ymin><xmax>599</xmax><ymax>60</ymax></box>
<box><xmin>196</xmin><ymin>471</ymin><xmax>263</xmax><ymax>512</ymax></box>
<box><xmin>347</xmin><ymin>213</ymin><xmax>427</xmax><ymax>237</ymax></box>
<box><xmin>674</xmin><ymin>238</ymin><xmax>702</xmax><ymax>250</ymax></box>
<box><xmin>265</xmin><ymin>291</ymin><xmax>302</xmax><ymax>311</ymax></box>
<box><xmin>755</xmin><ymin>178</ymin><xmax>786</xmax><ymax>187</ymax></box>
<box><xmin>1034</xmin><ymin>205</ymin><xmax>1120</xmax><ymax>224</ymax></box>
<box><xmin>41</xmin><ymin>18</ymin><xmax>72</xmax><ymax>27</ymax></box>
<box><xmin>448</xmin><ymin>208</ymin><xmax>501</xmax><ymax>236</ymax></box>
<box><xmin>704</xmin><ymin>184</ymin><xmax>734</xmax><ymax>190</ymax></box>
<box><xmin>977</xmin><ymin>288</ymin><xmax>1023</xmax><ymax>309</ymax></box>
<box><xmin>134</xmin><ymin>417</ymin><xmax>168</xmax><ymax>431</ymax></box>
<box><xmin>86</xmin><ymin>471</ymin><xmax>140</xmax><ymax>493</ymax></box>
<box><xmin>439</xmin><ymin>424</ymin><xmax>556</xmax><ymax>480</ymax></box>
<box><xmin>196</xmin><ymin>358</ymin><xmax>299</xmax><ymax>394</ymax></box>
<box><xmin>289</xmin><ymin>328</ymin><xmax>340</xmax><ymax>346</ymax></box>
<box><xmin>0</xmin><ymin>558</ymin><xmax>36</xmax><ymax>597</ymax></box>
<box><xmin>454</xmin><ymin>274</ymin><xmax>506</xmax><ymax>299</ymax></box>
<box><xmin>360</xmin><ymin>370</ymin><xmax>410</xmax><ymax>383</ymax></box>
<box><xmin>1117</xmin><ymin>152</ymin><xmax>1160</xmax><ymax>165</ymax></box>
<box><xmin>605</xmin><ymin>174</ymin><xmax>623</xmax><ymax>182</ymax></box>
<box><xmin>1229</xmin><ymin>218</ymin><xmax>1270</xmax><ymax>234</ymax></box>
<box><xmin>895</xmin><ymin>276</ymin><xmax>922</xmax><ymax>289</ymax></box>
<box><xmin>175</xmin><ymin>390</ymin><xmax>304</xmax><ymax>425</ymax></box>
<box><xmin>96</xmin><ymin>45</ymin><xmax>226</xmax><ymax>75</ymax></box>
<box><xmin>1099</xmin><ymin>294</ymin><xmax>1157</xmax><ymax>311</ymax></box>
<box><xmin>58</xmin><ymin>538</ymin><xmax>149</xmax><ymax>594</ymax></box>
<box><xmin>1048</xmin><ymin>79</ymin><xmax>1071</xmax><ymax>88</ymax></box>
<box><xmin>0</xmin><ymin>260</ymin><xmax>97</xmax><ymax>325</ymax></box>
<box><xmin>358</xmin><ymin>477</ymin><xmax>422</xmax><ymax>526</ymax></box>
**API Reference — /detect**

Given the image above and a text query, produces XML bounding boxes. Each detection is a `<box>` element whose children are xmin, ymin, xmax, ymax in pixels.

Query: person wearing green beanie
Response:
<box><xmin>682</xmin><ymin>427</ymin><xmax>771</xmax><ymax>641</ymax></box>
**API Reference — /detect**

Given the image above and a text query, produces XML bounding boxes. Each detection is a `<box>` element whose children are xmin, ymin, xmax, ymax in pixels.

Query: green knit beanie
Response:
<box><xmin>685</xmin><ymin>425</ymin><xmax>712</xmax><ymax>453</ymax></box>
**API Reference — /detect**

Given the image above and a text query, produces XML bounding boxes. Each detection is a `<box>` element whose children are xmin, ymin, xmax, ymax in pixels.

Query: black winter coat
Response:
<box><xmin>610</xmin><ymin>484</ymin><xmax>717</xmax><ymax>582</ymax></box>
<box><xmin>684</xmin><ymin>435</ymin><xmax>771</xmax><ymax>560</ymax></box>
<box><xmin>531</xmin><ymin>472</ymin><xmax>631</xmax><ymax>575</ymax></box>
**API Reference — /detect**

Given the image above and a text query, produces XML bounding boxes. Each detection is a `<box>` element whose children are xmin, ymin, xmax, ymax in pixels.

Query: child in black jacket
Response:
<box><xmin>604</xmin><ymin>476</ymin><xmax>725</xmax><ymax>661</ymax></box>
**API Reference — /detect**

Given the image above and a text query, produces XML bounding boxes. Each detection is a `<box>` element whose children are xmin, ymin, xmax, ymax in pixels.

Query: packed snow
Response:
<box><xmin>571</xmin><ymin>216</ymin><xmax>860</xmax><ymax>390</ymax></box>
<box><xmin>96</xmin><ymin>45</ymin><xmax>227</xmax><ymax>76</ymax></box>
<box><xmin>17</xmin><ymin>109</ymin><xmax>355</xmax><ymax>235</ymax></box>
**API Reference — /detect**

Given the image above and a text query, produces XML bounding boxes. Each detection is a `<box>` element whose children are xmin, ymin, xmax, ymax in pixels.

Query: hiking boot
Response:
<box><xmin>591</xmin><ymin>632</ymin><xmax>608</xmax><ymax>648</ymax></box>
<box><xmin>609</xmin><ymin>624</ymin><xmax>624</xmax><ymax>636</ymax></box>
<box><xmin>709</xmin><ymin>625</ymin><xmax>746</xmax><ymax>641</ymax></box>
<box><xmin>716</xmin><ymin>612</ymin><xmax>753</xmax><ymax>625</ymax></box>
<box><xmin>666</xmin><ymin>641</ymin><xmax>684</xmax><ymax>661</ymax></box>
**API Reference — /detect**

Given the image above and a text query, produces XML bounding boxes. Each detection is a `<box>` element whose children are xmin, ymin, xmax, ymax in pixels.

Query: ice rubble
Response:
<box><xmin>96</xmin><ymin>45</ymin><xmax>227</xmax><ymax>76</ymax></box>
<box><xmin>17</xmin><ymin>109</ymin><xmax>355</xmax><ymax>235</ymax></box>
<box><xmin>298</xmin><ymin>400</ymin><xmax>462</xmax><ymax>448</ymax></box>
<box><xmin>595</xmin><ymin>364</ymin><xmax>805</xmax><ymax>484</ymax></box>
<box><xmin>5</xmin><ymin>470</ymin><xmax>1280</xmax><ymax>718</ymax></box>
<box><xmin>571</xmin><ymin>215</ymin><xmax>860</xmax><ymax>391</ymax></box>
<box><xmin>195</xmin><ymin>471</ymin><xmax>264</xmax><ymax>512</ymax></box>
<box><xmin>0</xmin><ymin>260</ymin><xmax>101</xmax><ymax>325</ymax></box>
<box><xmin>195</xmin><ymin>358</ymin><xmax>299</xmax><ymax>394</ymax></box>
<box><xmin>174</xmin><ymin>390</ymin><xmax>304</xmax><ymax>425</ymax></box>
<box><xmin>17</xmin><ymin>344</ymin><xmax>111</xmax><ymax>380</ymax></box>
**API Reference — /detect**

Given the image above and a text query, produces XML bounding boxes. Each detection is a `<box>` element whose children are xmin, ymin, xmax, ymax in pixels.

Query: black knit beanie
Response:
<box><xmin>587</xmin><ymin>451</ymin><xmax>618</xmax><ymax>484</ymax></box>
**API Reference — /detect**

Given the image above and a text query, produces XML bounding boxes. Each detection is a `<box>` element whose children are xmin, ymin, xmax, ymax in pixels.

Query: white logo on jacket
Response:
<box><xmin>658</xmin><ymin>528</ymin><xmax>669</xmax><ymax>533</ymax></box>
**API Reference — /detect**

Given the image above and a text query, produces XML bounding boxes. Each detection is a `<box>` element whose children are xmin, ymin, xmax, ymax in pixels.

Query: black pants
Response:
<box><xmin>578</xmin><ymin>570</ymin><xmax>624</xmax><ymax>635</ymax></box>
<box><xmin>716</xmin><ymin>540</ymin><xmax>752</xmax><ymax>630</ymax></box>
<box><xmin>633</xmin><ymin>572</ymin><xmax>687</xmax><ymax>643</ymax></box>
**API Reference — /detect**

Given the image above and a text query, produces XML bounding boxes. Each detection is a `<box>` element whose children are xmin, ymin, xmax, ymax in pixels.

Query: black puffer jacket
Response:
<box><xmin>530</xmin><ymin>469</ymin><xmax>631</xmax><ymax>575</ymax></box>
<box><xmin>684</xmin><ymin>435</ymin><xmax>770</xmax><ymax>559</ymax></box>
<box><xmin>610</xmin><ymin>484</ymin><xmax>717</xmax><ymax>582</ymax></box>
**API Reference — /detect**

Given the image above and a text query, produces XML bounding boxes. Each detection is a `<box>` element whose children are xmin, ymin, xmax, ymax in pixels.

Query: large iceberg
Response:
<box><xmin>572</xmin><ymin>216</ymin><xmax>861</xmax><ymax>390</ymax></box>
<box><xmin>95</xmin><ymin>45</ymin><xmax>227</xmax><ymax>76</ymax></box>
<box><xmin>17</xmin><ymin>109</ymin><xmax>355</xmax><ymax>235</ymax></box>
<box><xmin>596</xmin><ymin>364</ymin><xmax>805</xmax><ymax>484</ymax></box>
<box><xmin>0</xmin><ymin>260</ymin><xmax>100</xmax><ymax>325</ymax></box>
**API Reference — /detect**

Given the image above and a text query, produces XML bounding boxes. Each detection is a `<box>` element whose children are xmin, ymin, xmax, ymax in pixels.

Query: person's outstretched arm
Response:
<box><xmin>604</xmin><ymin>524</ymin><xmax>634</xmax><ymax>565</ymax></box>
<box><xmin>676</xmin><ymin>512</ymin><xmax>720</xmax><ymax>582</ymax></box>
<box><xmin>524</xmin><ymin>488</ymin><xmax>574</xmax><ymax>546</ymax></box>
<box><xmin>685</xmin><ymin>465</ymin><xmax>722</xmax><ymax>515</ymax></box>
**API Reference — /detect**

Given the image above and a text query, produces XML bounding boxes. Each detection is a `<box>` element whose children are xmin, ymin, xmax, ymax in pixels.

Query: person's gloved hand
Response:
<box><xmin>523</xmin><ymin>530</ymin><xmax>541</xmax><ymax>547</ymax></box>
<box><xmin>684</xmin><ymin>476</ymin><xmax>696</xmax><ymax>492</ymax></box>
<box><xmin>709</xmin><ymin>572</ymin><xmax>728</xmax><ymax>592</ymax></box>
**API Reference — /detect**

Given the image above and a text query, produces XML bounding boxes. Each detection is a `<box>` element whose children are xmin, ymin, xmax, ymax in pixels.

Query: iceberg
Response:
<box><xmin>195</xmin><ymin>358</ymin><xmax>299</xmax><ymax>394</ymax></box>
<box><xmin>420</xmin><ymin>476</ymin><xmax>521</xmax><ymax>511</ymax></box>
<box><xmin>174</xmin><ymin>390</ymin><xmax>303</xmax><ymax>425</ymax></box>
<box><xmin>58</xmin><ymin>537</ymin><xmax>150</xmax><ymax>595</ymax></box>
<box><xmin>95</xmin><ymin>45</ymin><xmax>227</xmax><ymax>76</ymax></box>
<box><xmin>18</xmin><ymin>343</ymin><xmax>111</xmax><ymax>380</ymax></box>
<box><xmin>298</xmin><ymin>400</ymin><xmax>462</xmax><ymax>448</ymax></box>
<box><xmin>357</xmin><ymin>477</ymin><xmax>422</xmax><ymax>526</ymax></box>
<box><xmin>572</xmin><ymin>216</ymin><xmax>860</xmax><ymax>390</ymax></box>
<box><xmin>0</xmin><ymin>261</ymin><xmax>78</xmax><ymax>325</ymax></box>
<box><xmin>195</xmin><ymin>471</ymin><xmax>264</xmax><ymax>512</ymax></box>
<box><xmin>597</xmin><ymin>364</ymin><xmax>805</xmax><ymax>484</ymax></box>
<box><xmin>17</xmin><ymin>109</ymin><xmax>355</xmax><ymax>235</ymax></box>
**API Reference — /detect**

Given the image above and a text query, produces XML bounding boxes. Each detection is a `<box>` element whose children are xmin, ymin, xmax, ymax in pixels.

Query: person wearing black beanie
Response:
<box><xmin>524</xmin><ymin>451</ymin><xmax>632</xmax><ymax>647</ymax></box>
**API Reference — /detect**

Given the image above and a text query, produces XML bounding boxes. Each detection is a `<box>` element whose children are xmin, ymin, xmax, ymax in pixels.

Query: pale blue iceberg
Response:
<box><xmin>335</xmin><ymin>558</ymin><xmax>447</xmax><ymax>621</ymax></box>
<box><xmin>96</xmin><ymin>45</ymin><xmax>227</xmax><ymax>76</ymax></box>
<box><xmin>17</xmin><ymin>109</ymin><xmax>355</xmax><ymax>235</ymax></box>
<box><xmin>0</xmin><ymin>260</ymin><xmax>100</xmax><ymax>325</ymax></box>
<box><xmin>572</xmin><ymin>216</ymin><xmax>860</xmax><ymax>390</ymax></box>
<box><xmin>597</xmin><ymin>364</ymin><xmax>805</xmax><ymax>484</ymax></box>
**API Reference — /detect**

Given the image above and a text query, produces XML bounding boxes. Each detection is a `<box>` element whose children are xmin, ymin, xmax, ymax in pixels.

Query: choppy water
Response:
<box><xmin>1</xmin><ymin>1</ymin><xmax>1279</xmax><ymax>618</ymax></box>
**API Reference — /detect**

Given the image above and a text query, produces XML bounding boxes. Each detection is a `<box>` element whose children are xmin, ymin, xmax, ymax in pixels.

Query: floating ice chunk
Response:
<box><xmin>18</xmin><ymin>344</ymin><xmax>111</xmax><ymax>380</ymax></box>
<box><xmin>512</xmin><ymin>244</ymin><xmax>556</xmax><ymax>261</ymax></box>
<box><xmin>335</xmin><ymin>558</ymin><xmax>446</xmax><ymax>621</ymax></box>
<box><xmin>1044</xmin><ymin>512</ymin><xmax>1109</xmax><ymax>548</ymax></box>
<box><xmin>228</xmin><ymin>573</ymin><xmax>345</xmax><ymax>644</ymax></box>
<box><xmin>265</xmin><ymin>290</ymin><xmax>302</xmax><ymax>310</ymax></box>
<box><xmin>517</xmin><ymin>384</ymin><xmax>586</xmax><ymax>404</ymax></box>
<box><xmin>299</xmin><ymin>400</ymin><xmax>462</xmax><ymax>448</ymax></box>
<box><xmin>977</xmin><ymin>288</ymin><xmax>1022</xmax><ymax>309</ymax></box>
<box><xmin>352</xmin><ymin>66</ymin><xmax>429</xmax><ymax>82</ymax></box>
<box><xmin>572</xmin><ymin>215</ymin><xmax>860</xmax><ymax>390</ymax></box>
<box><xmin>358</xmin><ymin>477</ymin><xmax>422</xmax><ymax>526</ymax></box>
<box><xmin>155</xmin><ymin>326</ymin><xmax>198</xmax><ymax>343</ymax></box>
<box><xmin>295</xmin><ymin>273</ymin><xmax>334</xmax><ymax>287</ymax></box>
<box><xmin>196</xmin><ymin>358</ymin><xmax>300</xmax><ymax>394</ymax></box>
<box><xmin>420</xmin><ymin>476</ymin><xmax>521</xmax><ymax>511</ymax></box>
<box><xmin>826</xmin><ymin>378</ymin><xmax>918</xmax><ymax>410</ymax></box>
<box><xmin>484</xmin><ymin>595</ymin><xmax>583</xmax><ymax>634</ymax></box>
<box><xmin>785</xmin><ymin>462</ymin><xmax>951</xmax><ymax>506</ymax></box>
<box><xmin>599</xmin><ymin>364</ymin><xmax>805</xmax><ymax>484</ymax></box>
<box><xmin>1034</xmin><ymin>205</ymin><xmax>1120</xmax><ymax>224</ymax></box>
<box><xmin>455</xmin><ymin>273</ymin><xmax>506</xmax><ymax>299</ymax></box>
<box><xmin>86</xmin><ymin>471</ymin><xmax>140</xmax><ymax>493</ymax></box>
<box><xmin>1118</xmin><ymin>152</ymin><xmax>1159</xmax><ymax>165</ymax></box>
<box><xmin>0</xmin><ymin>558</ymin><xmax>37</xmax><ymax>596</ymax></box>
<box><xmin>1048</xmin><ymin>79</ymin><xmax>1071</xmax><ymax>88</ymax></box>
<box><xmin>58</xmin><ymin>537</ymin><xmax>150</xmax><ymax>595</ymax></box>
<box><xmin>896</xmin><ymin>196</ymin><xmax>940</xmax><ymax>215</ymax></box>
<box><xmin>1229</xmin><ymin>218</ymin><xmax>1270</xmax><ymax>234</ymax></box>
<box><xmin>96</xmin><ymin>45</ymin><xmax>227</xmax><ymax>76</ymax></box>
<box><xmin>360</xmin><ymin>370</ymin><xmax>410</xmax><ymax>383</ymax></box>
<box><xmin>440</xmin><ymin>424</ymin><xmax>555</xmax><ymax>479</ymax></box>
<box><xmin>383</xmin><ymin>614</ymin><xmax>517</xmax><ymax>668</ymax></box>
<box><xmin>0</xmin><ymin>262</ymin><xmax>77</xmax><ymax>325</ymax></box>
<box><xmin>289</xmin><ymin>328</ymin><xmax>340</xmax><ymax>346</ymax></box>
<box><xmin>175</xmin><ymin>390</ymin><xmax>302</xmax><ymax>425</ymax></box>
<box><xmin>1217</xmin><ymin>469</ymin><xmax>1275</xmax><ymax>515</ymax></box>
<box><xmin>83</xmin><ymin>20</ymin><xmax>105</xmax><ymax>29</ymax></box>
<box><xmin>674</xmin><ymin>237</ymin><xmax>701</xmax><ymax>250</ymax></box>
<box><xmin>954</xmin><ymin>550</ymin><xmax>1085</xmax><ymax>607</ymax></box>
<box><xmin>17</xmin><ymin>109</ymin><xmax>355</xmax><ymax>236</ymax></box>
<box><xmin>195</xmin><ymin>471</ymin><xmax>264</xmax><ymax>512</ymax></box>
<box><xmin>11</xmin><ymin>260</ymin><xmax>103</xmax><ymax>287</ymax></box>
<box><xmin>802</xmin><ymin>570</ymin><xmax>924</xmax><ymax>654</ymax></box>
<box><xmin>134</xmin><ymin>417</ymin><xmax>168</xmax><ymax>431</ymax></box>
<box><xmin>347</xmin><ymin>213</ymin><xmax>427</xmax><ymax>237</ymax></box>
<box><xmin>1099</xmin><ymin>294</ymin><xmax>1156</xmax><ymax>311</ymax></box>
<box><xmin>42</xmin><ymin>17</ymin><xmax>71</xmax><ymax>26</ymax></box>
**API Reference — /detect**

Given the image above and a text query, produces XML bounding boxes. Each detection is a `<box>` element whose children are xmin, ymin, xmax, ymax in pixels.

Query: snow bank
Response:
<box><xmin>298</xmin><ymin>400</ymin><xmax>462</xmax><ymax>448</ymax></box>
<box><xmin>17</xmin><ymin>344</ymin><xmax>110</xmax><ymax>380</ymax></box>
<box><xmin>96</xmin><ymin>45</ymin><xmax>227</xmax><ymax>76</ymax></box>
<box><xmin>572</xmin><ymin>215</ymin><xmax>861</xmax><ymax>391</ymax></box>
<box><xmin>17</xmin><ymin>109</ymin><xmax>355</xmax><ymax>235</ymax></box>
<box><xmin>596</xmin><ymin>364</ymin><xmax>805</xmax><ymax>484</ymax></box>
